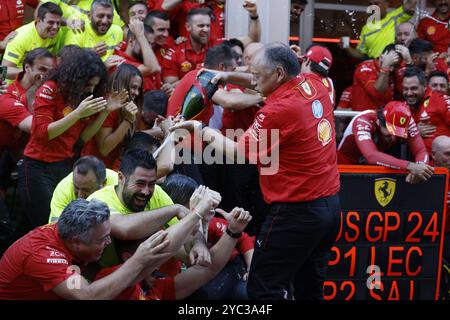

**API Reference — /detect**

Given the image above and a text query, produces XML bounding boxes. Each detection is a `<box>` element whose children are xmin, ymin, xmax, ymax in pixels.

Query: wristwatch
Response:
<box><xmin>225</xmin><ymin>228</ymin><xmax>242</xmax><ymax>239</ymax></box>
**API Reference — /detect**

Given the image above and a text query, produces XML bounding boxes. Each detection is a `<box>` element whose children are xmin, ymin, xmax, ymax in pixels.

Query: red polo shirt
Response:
<box><xmin>209</xmin><ymin>2</ymin><xmax>225</xmax><ymax>40</ymax></box>
<box><xmin>417</xmin><ymin>11</ymin><xmax>450</xmax><ymax>53</ymax></box>
<box><xmin>0</xmin><ymin>0</ymin><xmax>38</xmax><ymax>41</ymax></box>
<box><xmin>0</xmin><ymin>224</ymin><xmax>76</xmax><ymax>300</ymax></box>
<box><xmin>351</xmin><ymin>59</ymin><xmax>394</xmax><ymax>111</ymax></box>
<box><xmin>337</xmin><ymin>110</ymin><xmax>429</xmax><ymax>169</ymax></box>
<box><xmin>113</xmin><ymin>49</ymin><xmax>162</xmax><ymax>91</ymax></box>
<box><xmin>207</xmin><ymin>217</ymin><xmax>255</xmax><ymax>262</ymax></box>
<box><xmin>0</xmin><ymin>73</ymin><xmax>30</xmax><ymax>152</ymax></box>
<box><xmin>161</xmin><ymin>37</ymin><xmax>223</xmax><ymax>80</ymax></box>
<box><xmin>24</xmin><ymin>81</ymin><xmax>91</xmax><ymax>163</ymax></box>
<box><xmin>237</xmin><ymin>73</ymin><xmax>340</xmax><ymax>204</ymax></box>
<box><xmin>412</xmin><ymin>89</ymin><xmax>450</xmax><ymax>153</ymax></box>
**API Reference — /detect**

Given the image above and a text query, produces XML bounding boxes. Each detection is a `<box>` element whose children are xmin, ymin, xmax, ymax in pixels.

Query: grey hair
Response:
<box><xmin>256</xmin><ymin>43</ymin><xmax>300</xmax><ymax>77</ymax></box>
<box><xmin>91</xmin><ymin>0</ymin><xmax>113</xmax><ymax>13</ymax></box>
<box><xmin>57</xmin><ymin>199</ymin><xmax>110</xmax><ymax>243</ymax></box>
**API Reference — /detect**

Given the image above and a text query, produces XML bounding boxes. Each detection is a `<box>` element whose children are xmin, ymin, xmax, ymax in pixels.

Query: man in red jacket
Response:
<box><xmin>338</xmin><ymin>100</ymin><xmax>434</xmax><ymax>183</ymax></box>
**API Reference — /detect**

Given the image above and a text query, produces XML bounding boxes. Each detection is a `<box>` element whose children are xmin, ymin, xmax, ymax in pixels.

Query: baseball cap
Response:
<box><xmin>383</xmin><ymin>101</ymin><xmax>412</xmax><ymax>139</ymax></box>
<box><xmin>304</xmin><ymin>46</ymin><xmax>333</xmax><ymax>71</ymax></box>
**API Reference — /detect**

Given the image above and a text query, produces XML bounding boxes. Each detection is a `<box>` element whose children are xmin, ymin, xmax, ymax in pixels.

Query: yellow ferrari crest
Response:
<box><xmin>374</xmin><ymin>178</ymin><xmax>396</xmax><ymax>207</ymax></box>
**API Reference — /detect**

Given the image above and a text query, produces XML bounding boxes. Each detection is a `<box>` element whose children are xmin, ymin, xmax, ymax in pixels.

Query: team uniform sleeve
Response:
<box><xmin>49</xmin><ymin>176</ymin><xmax>74</xmax><ymax>223</ymax></box>
<box><xmin>0</xmin><ymin>96</ymin><xmax>31</xmax><ymax>126</ymax></box>
<box><xmin>161</xmin><ymin>49</ymin><xmax>180</xmax><ymax>79</ymax></box>
<box><xmin>31</xmin><ymin>83</ymin><xmax>60</xmax><ymax>141</ymax></box>
<box><xmin>3</xmin><ymin>31</ymin><xmax>27</xmax><ymax>65</ymax></box>
<box><xmin>236</xmin><ymin>233</ymin><xmax>255</xmax><ymax>254</ymax></box>
<box><xmin>353</xmin><ymin>116</ymin><xmax>409</xmax><ymax>170</ymax></box>
<box><xmin>406</xmin><ymin>118</ymin><xmax>429</xmax><ymax>164</ymax></box>
<box><xmin>354</xmin><ymin>65</ymin><xmax>391</xmax><ymax>102</ymax></box>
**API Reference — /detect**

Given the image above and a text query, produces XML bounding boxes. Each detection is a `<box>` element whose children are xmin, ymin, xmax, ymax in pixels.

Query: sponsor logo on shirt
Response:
<box><xmin>180</xmin><ymin>61</ymin><xmax>192</xmax><ymax>73</ymax></box>
<box><xmin>427</xmin><ymin>26</ymin><xmax>436</xmax><ymax>36</ymax></box>
<box><xmin>311</xmin><ymin>100</ymin><xmax>323</xmax><ymax>119</ymax></box>
<box><xmin>317</xmin><ymin>119</ymin><xmax>332</xmax><ymax>146</ymax></box>
<box><xmin>39</xmin><ymin>93</ymin><xmax>54</xmax><ymax>100</ymax></box>
<box><xmin>46</xmin><ymin>258</ymin><xmax>68</xmax><ymax>264</ymax></box>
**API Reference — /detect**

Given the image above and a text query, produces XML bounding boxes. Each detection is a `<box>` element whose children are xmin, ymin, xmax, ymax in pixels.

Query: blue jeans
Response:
<box><xmin>247</xmin><ymin>193</ymin><xmax>341</xmax><ymax>300</ymax></box>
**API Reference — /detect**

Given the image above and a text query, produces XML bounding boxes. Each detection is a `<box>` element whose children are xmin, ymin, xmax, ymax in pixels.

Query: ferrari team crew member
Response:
<box><xmin>171</xmin><ymin>43</ymin><xmax>341</xmax><ymax>300</ymax></box>
<box><xmin>338</xmin><ymin>101</ymin><xmax>434</xmax><ymax>183</ymax></box>
<box><xmin>17</xmin><ymin>50</ymin><xmax>115</xmax><ymax>229</ymax></box>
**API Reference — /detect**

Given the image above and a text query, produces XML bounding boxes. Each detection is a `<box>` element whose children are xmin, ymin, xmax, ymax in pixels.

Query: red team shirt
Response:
<box><xmin>351</xmin><ymin>59</ymin><xmax>394</xmax><ymax>111</ymax></box>
<box><xmin>24</xmin><ymin>81</ymin><xmax>91</xmax><ymax>162</ymax></box>
<box><xmin>0</xmin><ymin>73</ymin><xmax>30</xmax><ymax>152</ymax></box>
<box><xmin>207</xmin><ymin>217</ymin><xmax>255</xmax><ymax>262</ymax></box>
<box><xmin>238</xmin><ymin>73</ymin><xmax>341</xmax><ymax>204</ymax></box>
<box><xmin>162</xmin><ymin>38</ymin><xmax>223</xmax><ymax>80</ymax></box>
<box><xmin>417</xmin><ymin>11</ymin><xmax>450</xmax><ymax>53</ymax></box>
<box><xmin>412</xmin><ymin>89</ymin><xmax>450</xmax><ymax>153</ymax></box>
<box><xmin>0</xmin><ymin>224</ymin><xmax>76</xmax><ymax>300</ymax></box>
<box><xmin>337</xmin><ymin>110</ymin><xmax>429</xmax><ymax>169</ymax></box>
<box><xmin>0</xmin><ymin>0</ymin><xmax>38</xmax><ymax>41</ymax></box>
<box><xmin>337</xmin><ymin>86</ymin><xmax>353</xmax><ymax>109</ymax></box>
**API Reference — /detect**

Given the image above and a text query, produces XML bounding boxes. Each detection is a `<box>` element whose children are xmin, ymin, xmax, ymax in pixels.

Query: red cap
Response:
<box><xmin>304</xmin><ymin>46</ymin><xmax>333</xmax><ymax>71</ymax></box>
<box><xmin>383</xmin><ymin>101</ymin><xmax>412</xmax><ymax>139</ymax></box>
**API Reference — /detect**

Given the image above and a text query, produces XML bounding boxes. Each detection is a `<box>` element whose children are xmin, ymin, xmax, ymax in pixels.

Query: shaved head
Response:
<box><xmin>243</xmin><ymin>42</ymin><xmax>264</xmax><ymax>66</ymax></box>
<box><xmin>432</xmin><ymin>135</ymin><xmax>450</xmax><ymax>170</ymax></box>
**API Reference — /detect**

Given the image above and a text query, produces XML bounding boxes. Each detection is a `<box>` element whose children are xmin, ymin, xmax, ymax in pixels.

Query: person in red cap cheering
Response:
<box><xmin>338</xmin><ymin>101</ymin><xmax>434</xmax><ymax>183</ymax></box>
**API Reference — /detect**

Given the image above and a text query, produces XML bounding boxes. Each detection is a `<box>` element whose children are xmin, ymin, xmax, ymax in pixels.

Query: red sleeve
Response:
<box><xmin>31</xmin><ymin>82</ymin><xmax>59</xmax><ymax>142</ymax></box>
<box><xmin>355</xmin><ymin>66</ymin><xmax>391</xmax><ymax>101</ymax></box>
<box><xmin>353</xmin><ymin>115</ymin><xmax>409</xmax><ymax>170</ymax></box>
<box><xmin>161</xmin><ymin>48</ymin><xmax>180</xmax><ymax>79</ymax></box>
<box><xmin>24</xmin><ymin>247</ymin><xmax>73</xmax><ymax>292</ymax></box>
<box><xmin>446</xmin><ymin>95</ymin><xmax>450</xmax><ymax>126</ymax></box>
<box><xmin>417</xmin><ymin>19</ymin><xmax>426</xmax><ymax>39</ymax></box>
<box><xmin>236</xmin><ymin>233</ymin><xmax>255</xmax><ymax>254</ymax></box>
<box><xmin>0</xmin><ymin>96</ymin><xmax>31</xmax><ymax>127</ymax></box>
<box><xmin>406</xmin><ymin>118</ymin><xmax>429</xmax><ymax>164</ymax></box>
<box><xmin>338</xmin><ymin>87</ymin><xmax>352</xmax><ymax>109</ymax></box>
<box><xmin>238</xmin><ymin>109</ymin><xmax>281</xmax><ymax>165</ymax></box>
<box><xmin>207</xmin><ymin>217</ymin><xmax>226</xmax><ymax>244</ymax></box>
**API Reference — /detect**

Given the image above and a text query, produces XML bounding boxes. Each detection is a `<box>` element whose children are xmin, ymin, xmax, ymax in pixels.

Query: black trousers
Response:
<box><xmin>17</xmin><ymin>157</ymin><xmax>73</xmax><ymax>230</ymax></box>
<box><xmin>247</xmin><ymin>193</ymin><xmax>341</xmax><ymax>300</ymax></box>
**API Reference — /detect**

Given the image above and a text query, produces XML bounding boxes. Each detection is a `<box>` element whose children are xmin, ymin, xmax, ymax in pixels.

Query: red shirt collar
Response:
<box><xmin>432</xmin><ymin>10</ymin><xmax>449</xmax><ymax>22</ymax></box>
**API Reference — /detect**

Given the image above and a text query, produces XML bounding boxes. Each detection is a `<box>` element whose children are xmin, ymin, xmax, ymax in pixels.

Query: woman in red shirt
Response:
<box><xmin>18</xmin><ymin>49</ymin><xmax>126</xmax><ymax>230</ymax></box>
<box><xmin>84</xmin><ymin>63</ymin><xmax>142</xmax><ymax>170</ymax></box>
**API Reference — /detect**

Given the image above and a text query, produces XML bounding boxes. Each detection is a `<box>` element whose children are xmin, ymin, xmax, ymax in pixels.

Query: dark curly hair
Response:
<box><xmin>47</xmin><ymin>49</ymin><xmax>108</xmax><ymax>107</ymax></box>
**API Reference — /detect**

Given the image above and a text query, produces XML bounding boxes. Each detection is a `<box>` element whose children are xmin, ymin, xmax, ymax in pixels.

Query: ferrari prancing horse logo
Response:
<box><xmin>374</xmin><ymin>178</ymin><xmax>396</xmax><ymax>207</ymax></box>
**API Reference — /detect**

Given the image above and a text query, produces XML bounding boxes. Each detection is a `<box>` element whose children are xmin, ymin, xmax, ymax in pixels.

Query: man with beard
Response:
<box><xmin>112</xmin><ymin>18</ymin><xmax>162</xmax><ymax>92</ymax></box>
<box><xmin>162</xmin><ymin>1</ymin><xmax>260</xmax><ymax>84</ymax></box>
<box><xmin>418</xmin><ymin>0</ymin><xmax>449</xmax><ymax>54</ymax></box>
<box><xmin>87</xmin><ymin>149</ymin><xmax>211</xmax><ymax>269</ymax></box>
<box><xmin>64</xmin><ymin>0</ymin><xmax>123</xmax><ymax>61</ymax></box>
<box><xmin>403</xmin><ymin>66</ymin><xmax>450</xmax><ymax>153</ymax></box>
<box><xmin>2</xmin><ymin>2</ymin><xmax>62</xmax><ymax>80</ymax></box>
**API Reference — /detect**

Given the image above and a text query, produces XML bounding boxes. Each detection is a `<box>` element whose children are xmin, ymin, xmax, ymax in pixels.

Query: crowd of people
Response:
<box><xmin>0</xmin><ymin>0</ymin><xmax>448</xmax><ymax>300</ymax></box>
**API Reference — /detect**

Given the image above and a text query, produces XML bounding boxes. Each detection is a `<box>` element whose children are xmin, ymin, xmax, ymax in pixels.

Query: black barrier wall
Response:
<box><xmin>325</xmin><ymin>166</ymin><xmax>449</xmax><ymax>300</ymax></box>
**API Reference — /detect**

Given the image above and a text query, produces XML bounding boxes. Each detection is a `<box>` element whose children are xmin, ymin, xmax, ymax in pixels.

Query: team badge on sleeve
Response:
<box><xmin>312</xmin><ymin>100</ymin><xmax>323</xmax><ymax>119</ymax></box>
